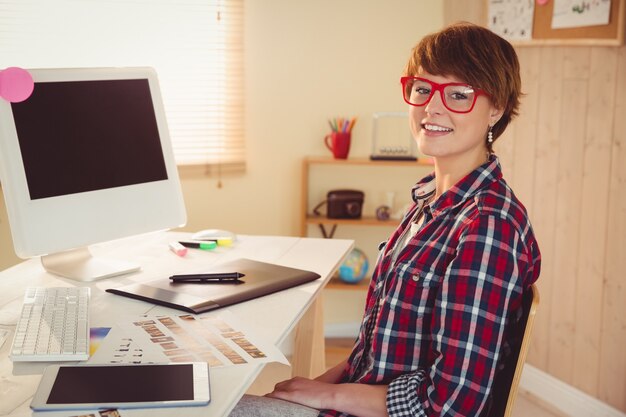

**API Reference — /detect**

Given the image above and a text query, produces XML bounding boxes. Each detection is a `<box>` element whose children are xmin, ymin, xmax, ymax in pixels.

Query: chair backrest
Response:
<box><xmin>485</xmin><ymin>284</ymin><xmax>540</xmax><ymax>417</ymax></box>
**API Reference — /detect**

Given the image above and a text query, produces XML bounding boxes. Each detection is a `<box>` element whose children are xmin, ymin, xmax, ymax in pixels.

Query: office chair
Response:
<box><xmin>485</xmin><ymin>284</ymin><xmax>540</xmax><ymax>417</ymax></box>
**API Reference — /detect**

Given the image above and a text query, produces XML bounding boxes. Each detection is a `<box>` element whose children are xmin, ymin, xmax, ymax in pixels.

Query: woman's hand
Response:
<box><xmin>267</xmin><ymin>377</ymin><xmax>390</xmax><ymax>417</ymax></box>
<box><xmin>266</xmin><ymin>376</ymin><xmax>333</xmax><ymax>410</ymax></box>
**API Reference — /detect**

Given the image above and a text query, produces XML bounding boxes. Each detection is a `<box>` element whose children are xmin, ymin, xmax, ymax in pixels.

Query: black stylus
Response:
<box><xmin>169</xmin><ymin>272</ymin><xmax>245</xmax><ymax>282</ymax></box>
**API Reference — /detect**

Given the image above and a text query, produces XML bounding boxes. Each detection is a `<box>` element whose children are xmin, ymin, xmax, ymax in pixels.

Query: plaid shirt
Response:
<box><xmin>319</xmin><ymin>156</ymin><xmax>541</xmax><ymax>417</ymax></box>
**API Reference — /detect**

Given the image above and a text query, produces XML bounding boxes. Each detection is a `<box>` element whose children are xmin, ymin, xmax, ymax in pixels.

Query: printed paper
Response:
<box><xmin>552</xmin><ymin>0</ymin><xmax>611</xmax><ymax>29</ymax></box>
<box><xmin>119</xmin><ymin>310</ymin><xmax>288</xmax><ymax>368</ymax></box>
<box><xmin>87</xmin><ymin>326</ymin><xmax>169</xmax><ymax>365</ymax></box>
<box><xmin>489</xmin><ymin>0</ymin><xmax>535</xmax><ymax>40</ymax></box>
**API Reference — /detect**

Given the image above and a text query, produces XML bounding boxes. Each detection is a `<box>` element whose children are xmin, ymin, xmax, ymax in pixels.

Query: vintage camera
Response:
<box><xmin>326</xmin><ymin>189</ymin><xmax>364</xmax><ymax>219</ymax></box>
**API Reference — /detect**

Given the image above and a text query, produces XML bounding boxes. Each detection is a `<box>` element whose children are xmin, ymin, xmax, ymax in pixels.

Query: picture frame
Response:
<box><xmin>369</xmin><ymin>112</ymin><xmax>417</xmax><ymax>161</ymax></box>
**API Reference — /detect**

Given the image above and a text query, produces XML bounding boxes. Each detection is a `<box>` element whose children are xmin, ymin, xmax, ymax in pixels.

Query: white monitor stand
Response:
<box><xmin>40</xmin><ymin>247</ymin><xmax>140</xmax><ymax>282</ymax></box>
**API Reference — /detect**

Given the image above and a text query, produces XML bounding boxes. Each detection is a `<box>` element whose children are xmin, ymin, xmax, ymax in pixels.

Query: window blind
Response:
<box><xmin>0</xmin><ymin>0</ymin><xmax>245</xmax><ymax>168</ymax></box>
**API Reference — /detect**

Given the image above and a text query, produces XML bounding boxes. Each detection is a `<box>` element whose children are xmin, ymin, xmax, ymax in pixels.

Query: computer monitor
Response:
<box><xmin>0</xmin><ymin>67</ymin><xmax>187</xmax><ymax>281</ymax></box>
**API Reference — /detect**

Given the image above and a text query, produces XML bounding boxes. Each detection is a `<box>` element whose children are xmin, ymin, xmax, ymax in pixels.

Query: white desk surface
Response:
<box><xmin>0</xmin><ymin>231</ymin><xmax>353</xmax><ymax>417</ymax></box>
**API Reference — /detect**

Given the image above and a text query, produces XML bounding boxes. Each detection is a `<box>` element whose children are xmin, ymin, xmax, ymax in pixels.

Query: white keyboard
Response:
<box><xmin>10</xmin><ymin>287</ymin><xmax>90</xmax><ymax>362</ymax></box>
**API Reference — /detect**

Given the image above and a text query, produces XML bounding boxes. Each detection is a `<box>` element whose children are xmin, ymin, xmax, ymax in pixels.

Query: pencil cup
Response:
<box><xmin>324</xmin><ymin>132</ymin><xmax>351</xmax><ymax>159</ymax></box>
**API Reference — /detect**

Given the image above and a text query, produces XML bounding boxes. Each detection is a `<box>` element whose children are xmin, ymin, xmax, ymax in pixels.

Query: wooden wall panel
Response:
<box><xmin>509</xmin><ymin>48</ymin><xmax>541</xmax><ymax>207</ymax></box>
<box><xmin>493</xmin><ymin>119</ymin><xmax>515</xmax><ymax>182</ymax></box>
<box><xmin>547</xmin><ymin>47</ymin><xmax>589</xmax><ymax>383</ymax></box>
<box><xmin>599</xmin><ymin>46</ymin><xmax>626</xmax><ymax>411</ymax></box>
<box><xmin>442</xmin><ymin>1</ymin><xmax>626</xmax><ymax>411</ymax></box>
<box><xmin>572</xmin><ymin>47</ymin><xmax>617</xmax><ymax>396</ymax></box>
<box><xmin>528</xmin><ymin>47</ymin><xmax>563</xmax><ymax>371</ymax></box>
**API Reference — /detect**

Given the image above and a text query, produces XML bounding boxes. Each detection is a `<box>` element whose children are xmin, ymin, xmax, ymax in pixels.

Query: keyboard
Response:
<box><xmin>10</xmin><ymin>287</ymin><xmax>90</xmax><ymax>362</ymax></box>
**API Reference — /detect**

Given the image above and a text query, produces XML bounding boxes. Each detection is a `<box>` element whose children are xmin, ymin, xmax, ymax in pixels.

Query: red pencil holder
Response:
<box><xmin>324</xmin><ymin>132</ymin><xmax>351</xmax><ymax>159</ymax></box>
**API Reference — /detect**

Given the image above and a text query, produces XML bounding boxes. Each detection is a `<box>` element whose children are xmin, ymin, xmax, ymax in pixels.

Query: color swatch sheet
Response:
<box><xmin>88</xmin><ymin>310</ymin><xmax>288</xmax><ymax>368</ymax></box>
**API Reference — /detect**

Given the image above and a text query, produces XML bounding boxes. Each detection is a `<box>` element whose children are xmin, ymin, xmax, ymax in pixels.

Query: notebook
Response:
<box><xmin>105</xmin><ymin>258</ymin><xmax>321</xmax><ymax>314</ymax></box>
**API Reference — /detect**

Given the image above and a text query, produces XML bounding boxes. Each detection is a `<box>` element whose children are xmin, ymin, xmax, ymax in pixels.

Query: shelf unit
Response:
<box><xmin>300</xmin><ymin>156</ymin><xmax>434</xmax><ymax>236</ymax></box>
<box><xmin>302</xmin><ymin>156</ymin><xmax>434</xmax><ymax>341</ymax></box>
<box><xmin>325</xmin><ymin>278</ymin><xmax>370</xmax><ymax>291</ymax></box>
<box><xmin>301</xmin><ymin>156</ymin><xmax>434</xmax><ymax>290</ymax></box>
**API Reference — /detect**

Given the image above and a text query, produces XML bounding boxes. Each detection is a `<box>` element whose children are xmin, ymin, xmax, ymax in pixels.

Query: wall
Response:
<box><xmin>502</xmin><ymin>44</ymin><xmax>626</xmax><ymax>414</ymax></box>
<box><xmin>444</xmin><ymin>0</ymin><xmax>626</xmax><ymax>412</ymax></box>
<box><xmin>0</xmin><ymin>0</ymin><xmax>443</xmax><ymax>334</ymax></box>
<box><xmin>181</xmin><ymin>0</ymin><xmax>443</xmax><ymax>235</ymax></box>
<box><xmin>178</xmin><ymin>1</ymin><xmax>444</xmax><ymax>326</ymax></box>
<box><xmin>0</xmin><ymin>0</ymin><xmax>442</xmax><ymax>390</ymax></box>
<box><xmin>0</xmin><ymin>1</ymin><xmax>443</xmax><ymax>270</ymax></box>
<box><xmin>0</xmin><ymin>0</ymin><xmax>445</xmax><ymax>336</ymax></box>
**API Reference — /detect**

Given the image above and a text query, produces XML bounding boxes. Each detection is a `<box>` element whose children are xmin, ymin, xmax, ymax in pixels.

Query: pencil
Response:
<box><xmin>348</xmin><ymin>117</ymin><xmax>357</xmax><ymax>133</ymax></box>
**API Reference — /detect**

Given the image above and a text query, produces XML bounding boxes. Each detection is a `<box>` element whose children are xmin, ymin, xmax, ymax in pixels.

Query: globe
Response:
<box><xmin>338</xmin><ymin>248</ymin><xmax>369</xmax><ymax>284</ymax></box>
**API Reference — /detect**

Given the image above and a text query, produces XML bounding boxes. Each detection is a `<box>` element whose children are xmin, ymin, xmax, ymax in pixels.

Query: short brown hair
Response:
<box><xmin>404</xmin><ymin>22</ymin><xmax>521</xmax><ymax>143</ymax></box>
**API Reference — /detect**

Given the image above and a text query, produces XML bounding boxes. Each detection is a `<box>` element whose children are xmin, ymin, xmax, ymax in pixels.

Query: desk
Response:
<box><xmin>0</xmin><ymin>232</ymin><xmax>353</xmax><ymax>416</ymax></box>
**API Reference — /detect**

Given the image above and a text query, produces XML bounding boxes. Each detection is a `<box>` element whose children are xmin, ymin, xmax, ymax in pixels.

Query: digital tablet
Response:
<box><xmin>31</xmin><ymin>362</ymin><xmax>210</xmax><ymax>411</ymax></box>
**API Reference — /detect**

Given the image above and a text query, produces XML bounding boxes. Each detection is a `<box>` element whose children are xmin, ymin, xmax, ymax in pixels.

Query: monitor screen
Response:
<box><xmin>12</xmin><ymin>79</ymin><xmax>168</xmax><ymax>200</ymax></box>
<box><xmin>0</xmin><ymin>67</ymin><xmax>187</xmax><ymax>280</ymax></box>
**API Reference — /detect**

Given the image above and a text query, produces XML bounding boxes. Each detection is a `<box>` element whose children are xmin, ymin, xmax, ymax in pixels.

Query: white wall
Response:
<box><xmin>179</xmin><ymin>0</ymin><xmax>444</xmax><ymax>237</ymax></box>
<box><xmin>1</xmin><ymin>1</ymin><xmax>445</xmax><ymax>285</ymax></box>
<box><xmin>180</xmin><ymin>0</ymin><xmax>444</xmax><ymax>326</ymax></box>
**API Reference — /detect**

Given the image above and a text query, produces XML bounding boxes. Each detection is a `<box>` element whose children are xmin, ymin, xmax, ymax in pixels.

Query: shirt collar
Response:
<box><xmin>411</xmin><ymin>155</ymin><xmax>503</xmax><ymax>215</ymax></box>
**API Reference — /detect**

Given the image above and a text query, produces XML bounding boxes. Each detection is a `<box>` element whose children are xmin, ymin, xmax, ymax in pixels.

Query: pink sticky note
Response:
<box><xmin>0</xmin><ymin>67</ymin><xmax>34</xmax><ymax>103</ymax></box>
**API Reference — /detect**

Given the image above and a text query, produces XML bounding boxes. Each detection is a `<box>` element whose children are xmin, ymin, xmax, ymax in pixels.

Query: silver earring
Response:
<box><xmin>487</xmin><ymin>126</ymin><xmax>494</xmax><ymax>143</ymax></box>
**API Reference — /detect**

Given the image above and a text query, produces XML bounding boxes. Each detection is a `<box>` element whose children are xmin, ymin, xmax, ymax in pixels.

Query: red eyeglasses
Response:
<box><xmin>400</xmin><ymin>76</ymin><xmax>489</xmax><ymax>113</ymax></box>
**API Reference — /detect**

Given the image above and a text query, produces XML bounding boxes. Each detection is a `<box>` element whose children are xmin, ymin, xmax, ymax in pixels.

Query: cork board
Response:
<box><xmin>532</xmin><ymin>0</ymin><xmax>624</xmax><ymax>44</ymax></box>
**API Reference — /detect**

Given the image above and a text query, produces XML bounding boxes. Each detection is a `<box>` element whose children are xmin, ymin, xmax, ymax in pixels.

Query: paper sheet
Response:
<box><xmin>552</xmin><ymin>0</ymin><xmax>611</xmax><ymax>29</ymax></box>
<box><xmin>93</xmin><ymin>310</ymin><xmax>288</xmax><ymax>368</ymax></box>
<box><xmin>488</xmin><ymin>0</ymin><xmax>535</xmax><ymax>40</ymax></box>
<box><xmin>88</xmin><ymin>326</ymin><xmax>169</xmax><ymax>365</ymax></box>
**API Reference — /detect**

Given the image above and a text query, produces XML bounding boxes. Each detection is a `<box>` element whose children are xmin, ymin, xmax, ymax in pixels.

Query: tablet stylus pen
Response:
<box><xmin>170</xmin><ymin>272</ymin><xmax>245</xmax><ymax>281</ymax></box>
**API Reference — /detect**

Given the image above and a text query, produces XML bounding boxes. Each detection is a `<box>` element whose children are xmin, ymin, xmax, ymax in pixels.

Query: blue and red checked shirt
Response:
<box><xmin>319</xmin><ymin>156</ymin><xmax>541</xmax><ymax>417</ymax></box>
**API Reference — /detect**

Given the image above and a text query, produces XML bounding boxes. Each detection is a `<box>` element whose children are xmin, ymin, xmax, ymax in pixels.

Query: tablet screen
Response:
<box><xmin>47</xmin><ymin>364</ymin><xmax>194</xmax><ymax>404</ymax></box>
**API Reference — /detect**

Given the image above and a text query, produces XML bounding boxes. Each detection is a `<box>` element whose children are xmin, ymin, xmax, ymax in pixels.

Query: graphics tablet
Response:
<box><xmin>31</xmin><ymin>362</ymin><xmax>210</xmax><ymax>411</ymax></box>
<box><xmin>107</xmin><ymin>258</ymin><xmax>321</xmax><ymax>314</ymax></box>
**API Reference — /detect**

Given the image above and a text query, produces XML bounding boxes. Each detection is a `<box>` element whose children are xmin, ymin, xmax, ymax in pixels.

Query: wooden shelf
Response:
<box><xmin>300</xmin><ymin>155</ymin><xmax>433</xmax><ymax>236</ymax></box>
<box><xmin>305</xmin><ymin>215</ymin><xmax>397</xmax><ymax>227</ymax></box>
<box><xmin>301</xmin><ymin>156</ymin><xmax>422</xmax><ymax>295</ymax></box>
<box><xmin>305</xmin><ymin>156</ymin><xmax>433</xmax><ymax>167</ymax></box>
<box><xmin>325</xmin><ymin>277</ymin><xmax>370</xmax><ymax>291</ymax></box>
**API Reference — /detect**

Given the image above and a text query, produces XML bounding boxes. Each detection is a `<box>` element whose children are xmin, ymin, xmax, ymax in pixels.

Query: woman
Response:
<box><xmin>232</xmin><ymin>22</ymin><xmax>541</xmax><ymax>417</ymax></box>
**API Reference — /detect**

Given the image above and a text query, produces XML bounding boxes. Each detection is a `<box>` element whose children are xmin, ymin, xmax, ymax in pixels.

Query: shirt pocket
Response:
<box><xmin>395</xmin><ymin>261</ymin><xmax>443</xmax><ymax>289</ymax></box>
<box><xmin>386</xmin><ymin>262</ymin><xmax>444</xmax><ymax>317</ymax></box>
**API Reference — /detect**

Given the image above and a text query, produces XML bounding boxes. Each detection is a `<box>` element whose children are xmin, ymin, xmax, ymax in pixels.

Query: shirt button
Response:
<box><xmin>412</xmin><ymin>275</ymin><xmax>420</xmax><ymax>281</ymax></box>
